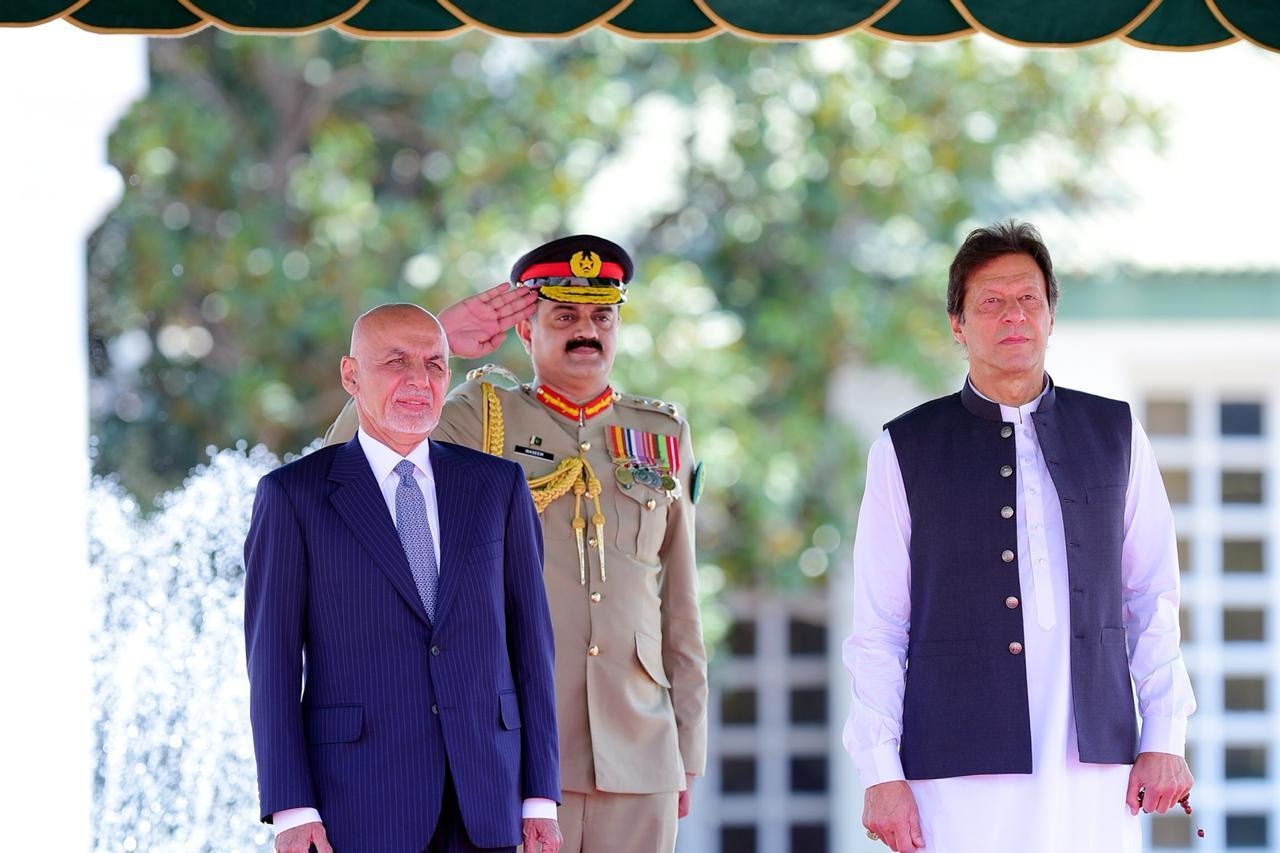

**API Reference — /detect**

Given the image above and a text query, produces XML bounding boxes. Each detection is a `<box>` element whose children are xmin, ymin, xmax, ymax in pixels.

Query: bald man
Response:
<box><xmin>245</xmin><ymin>304</ymin><xmax>562</xmax><ymax>853</ymax></box>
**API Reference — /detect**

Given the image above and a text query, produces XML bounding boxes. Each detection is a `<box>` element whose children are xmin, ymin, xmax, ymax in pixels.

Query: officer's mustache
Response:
<box><xmin>565</xmin><ymin>338</ymin><xmax>603</xmax><ymax>353</ymax></box>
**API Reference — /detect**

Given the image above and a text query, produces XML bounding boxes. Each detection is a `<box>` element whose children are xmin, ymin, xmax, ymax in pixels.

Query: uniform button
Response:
<box><xmin>590</xmin><ymin>591</ymin><xmax>602</xmax><ymax>603</ymax></box>
<box><xmin>1001</xmin><ymin>425</ymin><xmax>1013</xmax><ymax>438</ymax></box>
<box><xmin>1028</xmin><ymin>487</ymin><xmax>1038</xmax><ymax>496</ymax></box>
<box><xmin>1000</xmin><ymin>465</ymin><xmax>1013</xmax><ymax>478</ymax></box>
<box><xmin>1001</xmin><ymin>549</ymin><xmax>1015</xmax><ymax>563</ymax></box>
<box><xmin>588</xmin><ymin>537</ymin><xmax>597</xmax><ymax>547</ymax></box>
<box><xmin>430</xmin><ymin>645</ymin><xmax>440</xmax><ymax>656</ymax></box>
<box><xmin>645</xmin><ymin>498</ymin><xmax>656</xmax><ymax>511</ymax></box>
<box><xmin>1000</xmin><ymin>505</ymin><xmax>1014</xmax><ymax>519</ymax></box>
<box><xmin>1005</xmin><ymin>596</ymin><xmax>1020</xmax><ymax>609</ymax></box>
<box><xmin>587</xmin><ymin>645</ymin><xmax>600</xmax><ymax>657</ymax></box>
<box><xmin>580</xmin><ymin>441</ymin><xmax>591</xmax><ymax>452</ymax></box>
<box><xmin>1008</xmin><ymin>642</ymin><xmax>1023</xmax><ymax>655</ymax></box>
<box><xmin>431</xmin><ymin>703</ymin><xmax>439</xmax><ymax>715</ymax></box>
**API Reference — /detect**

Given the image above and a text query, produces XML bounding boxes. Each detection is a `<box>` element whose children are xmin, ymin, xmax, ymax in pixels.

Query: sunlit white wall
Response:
<box><xmin>0</xmin><ymin>21</ymin><xmax>145</xmax><ymax>845</ymax></box>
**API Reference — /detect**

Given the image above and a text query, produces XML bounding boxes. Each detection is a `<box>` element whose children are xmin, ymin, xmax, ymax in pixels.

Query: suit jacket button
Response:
<box><xmin>1001</xmin><ymin>549</ymin><xmax>1015</xmax><ymax>563</ymax></box>
<box><xmin>431</xmin><ymin>703</ymin><xmax>439</xmax><ymax>715</ymax></box>
<box><xmin>1001</xmin><ymin>425</ymin><xmax>1013</xmax><ymax>438</ymax></box>
<box><xmin>1000</xmin><ymin>465</ymin><xmax>1013</xmax><ymax>477</ymax></box>
<box><xmin>1000</xmin><ymin>505</ymin><xmax>1014</xmax><ymax>519</ymax></box>
<box><xmin>1005</xmin><ymin>596</ymin><xmax>1020</xmax><ymax>609</ymax></box>
<box><xmin>1008</xmin><ymin>641</ymin><xmax>1023</xmax><ymax>655</ymax></box>
<box><xmin>430</xmin><ymin>645</ymin><xmax>440</xmax><ymax>656</ymax></box>
<box><xmin>590</xmin><ymin>592</ymin><xmax>602</xmax><ymax>603</ymax></box>
<box><xmin>580</xmin><ymin>441</ymin><xmax>591</xmax><ymax>452</ymax></box>
<box><xmin>588</xmin><ymin>645</ymin><xmax>600</xmax><ymax>657</ymax></box>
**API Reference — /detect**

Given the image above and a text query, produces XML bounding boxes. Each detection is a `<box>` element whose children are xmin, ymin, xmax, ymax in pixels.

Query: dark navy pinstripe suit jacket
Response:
<box><xmin>244</xmin><ymin>436</ymin><xmax>559</xmax><ymax>851</ymax></box>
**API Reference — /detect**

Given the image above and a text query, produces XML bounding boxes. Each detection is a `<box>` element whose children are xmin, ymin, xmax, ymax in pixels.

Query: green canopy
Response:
<box><xmin>3</xmin><ymin>0</ymin><xmax>1277</xmax><ymax>50</ymax></box>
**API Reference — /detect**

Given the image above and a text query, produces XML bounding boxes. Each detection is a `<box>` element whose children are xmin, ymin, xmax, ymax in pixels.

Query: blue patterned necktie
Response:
<box><xmin>393</xmin><ymin>459</ymin><xmax>438</xmax><ymax>623</ymax></box>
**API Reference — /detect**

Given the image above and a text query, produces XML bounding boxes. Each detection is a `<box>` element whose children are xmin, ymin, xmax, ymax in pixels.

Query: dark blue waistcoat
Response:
<box><xmin>886</xmin><ymin>379</ymin><xmax>1137</xmax><ymax>780</ymax></box>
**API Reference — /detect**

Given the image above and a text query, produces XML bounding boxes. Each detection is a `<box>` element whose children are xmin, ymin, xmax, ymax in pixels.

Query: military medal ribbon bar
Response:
<box><xmin>607</xmin><ymin>425</ymin><xmax>681</xmax><ymax>492</ymax></box>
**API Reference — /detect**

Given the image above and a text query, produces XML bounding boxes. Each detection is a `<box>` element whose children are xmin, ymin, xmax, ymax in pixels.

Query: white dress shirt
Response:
<box><xmin>273</xmin><ymin>430</ymin><xmax>555</xmax><ymax>835</ymax></box>
<box><xmin>842</xmin><ymin>384</ymin><xmax>1195</xmax><ymax>852</ymax></box>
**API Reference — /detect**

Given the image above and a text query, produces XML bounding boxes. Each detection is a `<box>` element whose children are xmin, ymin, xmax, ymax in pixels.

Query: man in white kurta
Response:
<box><xmin>842</xmin><ymin>222</ymin><xmax>1195</xmax><ymax>853</ymax></box>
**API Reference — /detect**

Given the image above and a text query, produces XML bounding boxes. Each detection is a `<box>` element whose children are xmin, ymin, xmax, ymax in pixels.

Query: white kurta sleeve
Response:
<box><xmin>1121</xmin><ymin>417</ymin><xmax>1196</xmax><ymax>755</ymax></box>
<box><xmin>842</xmin><ymin>430</ymin><xmax>913</xmax><ymax>786</ymax></box>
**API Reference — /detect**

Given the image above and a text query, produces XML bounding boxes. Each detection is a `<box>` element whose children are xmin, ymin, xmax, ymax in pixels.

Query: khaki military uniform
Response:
<box><xmin>325</xmin><ymin>373</ymin><xmax>708</xmax><ymax>838</ymax></box>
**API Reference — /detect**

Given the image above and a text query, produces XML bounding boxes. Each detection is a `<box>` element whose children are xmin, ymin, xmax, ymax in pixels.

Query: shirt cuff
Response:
<box><xmin>522</xmin><ymin>798</ymin><xmax>558</xmax><ymax>820</ymax></box>
<box><xmin>854</xmin><ymin>743</ymin><xmax>906</xmax><ymax>788</ymax></box>
<box><xmin>272</xmin><ymin>807</ymin><xmax>322</xmax><ymax>834</ymax></box>
<box><xmin>1138</xmin><ymin>714</ymin><xmax>1189</xmax><ymax>757</ymax></box>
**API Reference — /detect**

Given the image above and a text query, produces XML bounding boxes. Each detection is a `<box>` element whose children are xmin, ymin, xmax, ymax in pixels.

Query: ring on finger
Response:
<box><xmin>867</xmin><ymin>829</ymin><xmax>879</xmax><ymax>841</ymax></box>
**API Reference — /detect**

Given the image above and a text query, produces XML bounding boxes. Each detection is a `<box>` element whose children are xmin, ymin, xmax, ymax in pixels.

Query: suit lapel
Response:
<box><xmin>430</xmin><ymin>440</ymin><xmax>476</xmax><ymax>624</ymax></box>
<box><xmin>328</xmin><ymin>437</ymin><xmax>431</xmax><ymax>625</ymax></box>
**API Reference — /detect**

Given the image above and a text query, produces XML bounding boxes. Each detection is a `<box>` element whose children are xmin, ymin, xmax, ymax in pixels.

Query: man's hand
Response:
<box><xmin>863</xmin><ymin>780</ymin><xmax>925</xmax><ymax>852</ymax></box>
<box><xmin>677</xmin><ymin>773</ymin><xmax>695</xmax><ymax>818</ymax></box>
<box><xmin>275</xmin><ymin>821</ymin><xmax>332</xmax><ymax>853</ymax></box>
<box><xmin>438</xmin><ymin>282</ymin><xmax>538</xmax><ymax>359</ymax></box>
<box><xmin>1127</xmin><ymin>751</ymin><xmax>1194</xmax><ymax>815</ymax></box>
<box><xmin>522</xmin><ymin>817</ymin><xmax>563</xmax><ymax>853</ymax></box>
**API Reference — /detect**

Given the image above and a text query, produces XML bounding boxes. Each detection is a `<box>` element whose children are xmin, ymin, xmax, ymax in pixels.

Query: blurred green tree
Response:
<box><xmin>88</xmin><ymin>31</ymin><xmax>1158</xmax><ymax>586</ymax></box>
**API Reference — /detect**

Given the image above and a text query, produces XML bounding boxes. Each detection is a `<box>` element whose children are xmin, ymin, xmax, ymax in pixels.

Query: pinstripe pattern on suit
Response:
<box><xmin>245</xmin><ymin>436</ymin><xmax>559</xmax><ymax>851</ymax></box>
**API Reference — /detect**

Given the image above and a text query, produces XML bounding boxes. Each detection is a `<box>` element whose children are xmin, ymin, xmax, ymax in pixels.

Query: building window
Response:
<box><xmin>1223</xmin><ymin>540</ymin><xmax>1265</xmax><ymax>573</ymax></box>
<box><xmin>1220</xmin><ymin>401</ymin><xmax>1264</xmax><ymax>436</ymax></box>
<box><xmin>1177</xmin><ymin>537</ymin><xmax>1191</xmax><ymax>573</ymax></box>
<box><xmin>789</xmin><ymin>686</ymin><xmax>827</xmax><ymax>725</ymax></box>
<box><xmin>721</xmin><ymin>688</ymin><xmax>758</xmax><ymax>725</ymax></box>
<box><xmin>1146</xmin><ymin>399</ymin><xmax>1190</xmax><ymax>436</ymax></box>
<box><xmin>1225</xmin><ymin>814</ymin><xmax>1268</xmax><ymax>848</ymax></box>
<box><xmin>1221</xmin><ymin>470</ymin><xmax>1264</xmax><ymax>504</ymax></box>
<box><xmin>789</xmin><ymin>823</ymin><xmax>828</xmax><ymax>853</ymax></box>
<box><xmin>1223</xmin><ymin>608</ymin><xmax>1265</xmax><ymax>642</ymax></box>
<box><xmin>789</xmin><ymin>755</ymin><xmax>828</xmax><ymax>793</ymax></box>
<box><xmin>1150</xmin><ymin>814</ymin><xmax>1193</xmax><ymax>848</ymax></box>
<box><xmin>1161</xmin><ymin>468</ymin><xmax>1191</xmax><ymax>504</ymax></box>
<box><xmin>720</xmin><ymin>825</ymin><xmax>757</xmax><ymax>853</ymax></box>
<box><xmin>788</xmin><ymin>618</ymin><xmax>826</xmax><ymax>656</ymax></box>
<box><xmin>725</xmin><ymin>619</ymin><xmax>756</xmax><ymax>658</ymax></box>
<box><xmin>1224</xmin><ymin>746</ymin><xmax>1267</xmax><ymax>779</ymax></box>
<box><xmin>1223</xmin><ymin>677</ymin><xmax>1267</xmax><ymax>711</ymax></box>
<box><xmin>1179</xmin><ymin>608</ymin><xmax>1193</xmax><ymax>644</ymax></box>
<box><xmin>721</xmin><ymin>755</ymin><xmax>757</xmax><ymax>794</ymax></box>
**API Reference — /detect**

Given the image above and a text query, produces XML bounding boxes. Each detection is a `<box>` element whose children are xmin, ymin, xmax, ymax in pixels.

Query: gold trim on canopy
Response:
<box><xmin>951</xmin><ymin>0</ymin><xmax>1161</xmax><ymax>48</ymax></box>
<box><xmin>0</xmin><ymin>0</ymin><xmax>91</xmax><ymax>28</ymax></box>
<box><xmin>1206</xmin><ymin>0</ymin><xmax>1280</xmax><ymax>54</ymax></box>
<box><xmin>436</xmin><ymin>0</ymin><xmax>633</xmax><ymax>38</ymax></box>
<box><xmin>174</xmin><ymin>0</ymin><xmax>372</xmax><ymax>34</ymax></box>
<box><xmin>691</xmin><ymin>0</ymin><xmax>901</xmax><ymax>41</ymax></box>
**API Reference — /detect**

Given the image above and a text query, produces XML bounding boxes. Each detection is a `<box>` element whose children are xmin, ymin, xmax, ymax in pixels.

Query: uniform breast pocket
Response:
<box><xmin>612</xmin><ymin>481</ymin><xmax>672</xmax><ymax>565</ymax></box>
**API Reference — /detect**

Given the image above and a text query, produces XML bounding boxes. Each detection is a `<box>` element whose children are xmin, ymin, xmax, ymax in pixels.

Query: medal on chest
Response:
<box><xmin>607</xmin><ymin>425</ymin><xmax>682</xmax><ymax>498</ymax></box>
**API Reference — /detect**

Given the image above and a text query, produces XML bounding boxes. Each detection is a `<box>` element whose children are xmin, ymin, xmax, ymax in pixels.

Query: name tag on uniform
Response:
<box><xmin>515</xmin><ymin>445</ymin><xmax>555</xmax><ymax>461</ymax></box>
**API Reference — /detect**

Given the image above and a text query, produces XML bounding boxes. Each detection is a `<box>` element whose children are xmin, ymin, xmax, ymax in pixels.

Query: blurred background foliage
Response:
<box><xmin>88</xmin><ymin>30</ymin><xmax>1160</xmax><ymax>586</ymax></box>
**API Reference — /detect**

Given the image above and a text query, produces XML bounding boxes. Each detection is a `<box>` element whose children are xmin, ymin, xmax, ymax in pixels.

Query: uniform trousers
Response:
<box><xmin>556</xmin><ymin>790</ymin><xmax>677</xmax><ymax>853</ymax></box>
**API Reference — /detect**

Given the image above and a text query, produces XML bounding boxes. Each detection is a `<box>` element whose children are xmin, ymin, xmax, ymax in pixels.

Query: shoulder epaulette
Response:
<box><xmin>465</xmin><ymin>363</ymin><xmax>525</xmax><ymax>388</ymax></box>
<box><xmin>614</xmin><ymin>391</ymin><xmax>682</xmax><ymax>422</ymax></box>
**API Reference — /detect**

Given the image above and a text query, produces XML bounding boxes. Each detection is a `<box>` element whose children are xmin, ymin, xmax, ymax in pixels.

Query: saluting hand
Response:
<box><xmin>863</xmin><ymin>780</ymin><xmax>925</xmax><ymax>852</ymax></box>
<box><xmin>438</xmin><ymin>282</ymin><xmax>538</xmax><ymax>359</ymax></box>
<box><xmin>522</xmin><ymin>817</ymin><xmax>563</xmax><ymax>853</ymax></box>
<box><xmin>275</xmin><ymin>821</ymin><xmax>332</xmax><ymax>853</ymax></box>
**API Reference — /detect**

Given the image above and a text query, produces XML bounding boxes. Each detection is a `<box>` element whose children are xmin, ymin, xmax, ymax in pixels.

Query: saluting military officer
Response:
<box><xmin>325</xmin><ymin>235</ymin><xmax>708</xmax><ymax>853</ymax></box>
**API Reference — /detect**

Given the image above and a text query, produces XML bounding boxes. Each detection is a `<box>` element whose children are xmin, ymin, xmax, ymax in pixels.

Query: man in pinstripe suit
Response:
<box><xmin>245</xmin><ymin>304</ymin><xmax>562</xmax><ymax>852</ymax></box>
